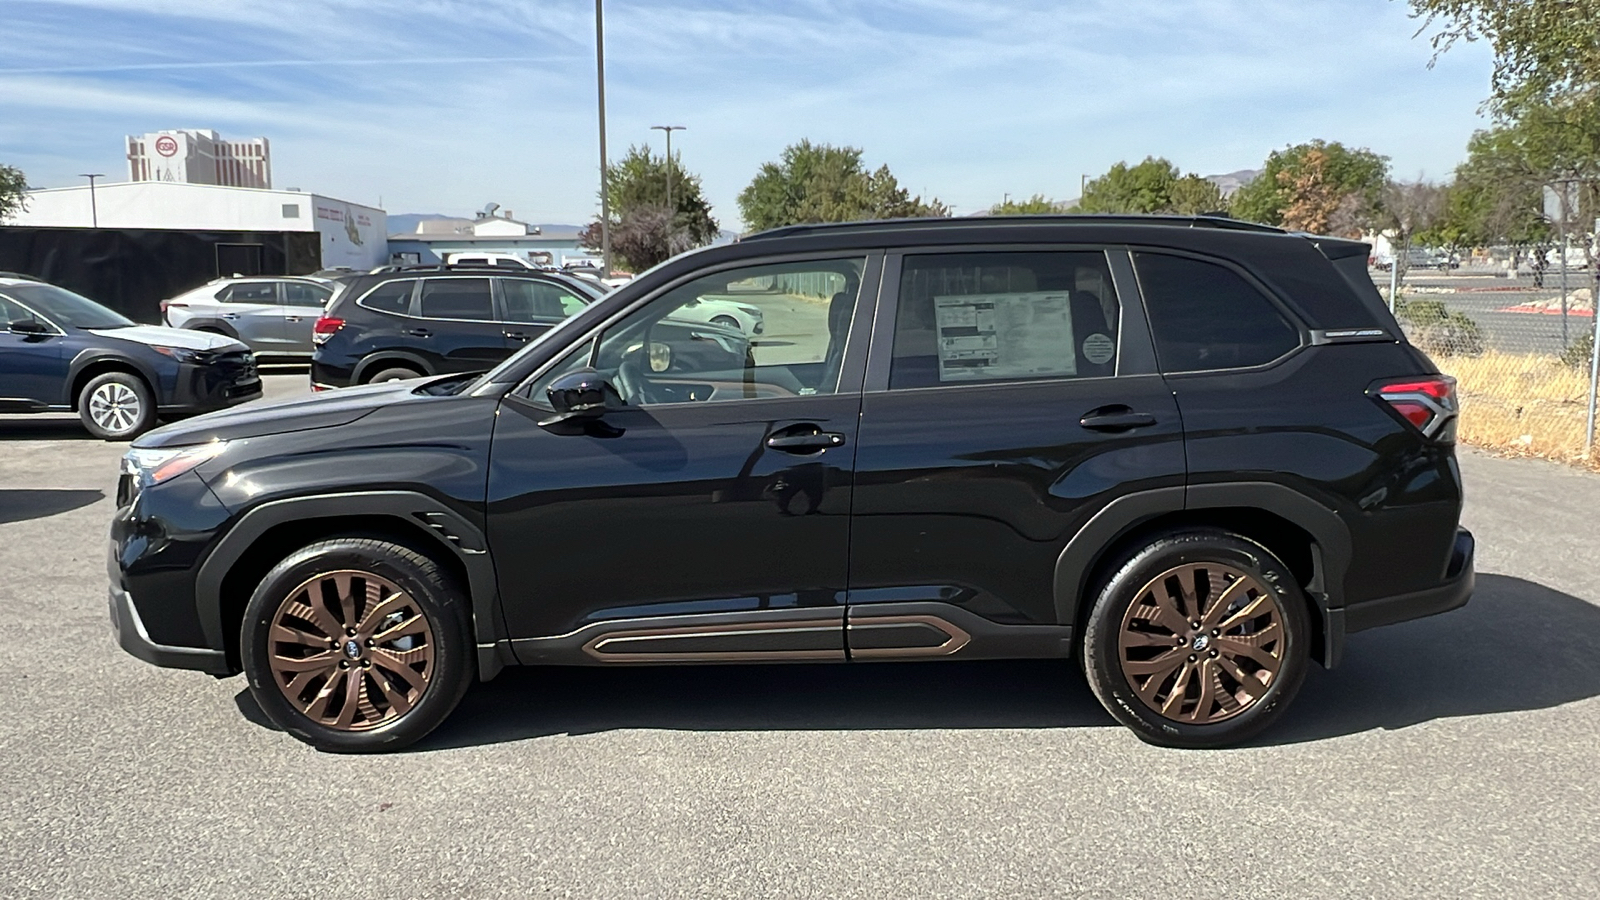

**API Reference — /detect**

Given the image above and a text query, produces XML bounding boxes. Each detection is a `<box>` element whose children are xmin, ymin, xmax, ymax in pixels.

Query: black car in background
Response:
<box><xmin>0</xmin><ymin>275</ymin><xmax>260</xmax><ymax>439</ymax></box>
<box><xmin>310</xmin><ymin>267</ymin><xmax>602</xmax><ymax>388</ymax></box>
<box><xmin>110</xmin><ymin>215</ymin><xmax>1473</xmax><ymax>752</ymax></box>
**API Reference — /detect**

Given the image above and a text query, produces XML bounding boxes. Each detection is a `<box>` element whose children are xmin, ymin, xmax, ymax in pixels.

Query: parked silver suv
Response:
<box><xmin>162</xmin><ymin>276</ymin><xmax>337</xmax><ymax>360</ymax></box>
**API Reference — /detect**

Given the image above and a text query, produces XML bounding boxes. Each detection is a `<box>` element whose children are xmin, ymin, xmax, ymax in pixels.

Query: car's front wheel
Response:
<box><xmin>1082</xmin><ymin>529</ymin><xmax>1310</xmax><ymax>749</ymax></box>
<box><xmin>78</xmin><ymin>371</ymin><xmax>156</xmax><ymax>440</ymax></box>
<box><xmin>240</xmin><ymin>538</ymin><xmax>474</xmax><ymax>752</ymax></box>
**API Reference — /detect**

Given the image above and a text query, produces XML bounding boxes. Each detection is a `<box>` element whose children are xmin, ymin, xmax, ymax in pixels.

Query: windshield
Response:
<box><xmin>4</xmin><ymin>284</ymin><xmax>134</xmax><ymax>329</ymax></box>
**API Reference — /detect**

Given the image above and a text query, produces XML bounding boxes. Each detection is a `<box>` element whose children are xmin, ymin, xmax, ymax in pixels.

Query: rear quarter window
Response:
<box><xmin>357</xmin><ymin>279</ymin><xmax>416</xmax><ymax>315</ymax></box>
<box><xmin>1133</xmin><ymin>252</ymin><xmax>1301</xmax><ymax>372</ymax></box>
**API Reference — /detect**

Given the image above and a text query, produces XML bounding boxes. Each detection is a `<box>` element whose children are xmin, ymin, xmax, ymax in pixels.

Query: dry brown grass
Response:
<box><xmin>1435</xmin><ymin>349</ymin><xmax>1600</xmax><ymax>470</ymax></box>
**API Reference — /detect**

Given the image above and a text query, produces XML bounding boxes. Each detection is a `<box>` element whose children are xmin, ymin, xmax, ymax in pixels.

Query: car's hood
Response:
<box><xmin>88</xmin><ymin>324</ymin><xmax>249</xmax><ymax>353</ymax></box>
<box><xmin>132</xmin><ymin>378</ymin><xmax>434</xmax><ymax>448</ymax></box>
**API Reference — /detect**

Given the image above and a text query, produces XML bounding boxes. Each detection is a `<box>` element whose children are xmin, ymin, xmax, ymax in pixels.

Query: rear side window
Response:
<box><xmin>501</xmin><ymin>279</ymin><xmax>586</xmax><ymax>321</ymax></box>
<box><xmin>889</xmin><ymin>251</ymin><xmax>1120</xmax><ymax>390</ymax></box>
<box><xmin>1133</xmin><ymin>253</ymin><xmax>1300</xmax><ymax>372</ymax></box>
<box><xmin>283</xmin><ymin>282</ymin><xmax>332</xmax><ymax>308</ymax></box>
<box><xmin>218</xmin><ymin>282</ymin><xmax>276</xmax><ymax>304</ymax></box>
<box><xmin>358</xmin><ymin>279</ymin><xmax>416</xmax><ymax>315</ymax></box>
<box><xmin>418</xmin><ymin>278</ymin><xmax>493</xmax><ymax>321</ymax></box>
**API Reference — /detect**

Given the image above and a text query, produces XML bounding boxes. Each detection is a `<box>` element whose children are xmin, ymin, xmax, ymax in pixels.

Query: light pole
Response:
<box><xmin>80</xmin><ymin>173</ymin><xmax>104</xmax><ymax>228</ymax></box>
<box><xmin>651</xmin><ymin>125</ymin><xmax>685</xmax><ymax>212</ymax></box>
<box><xmin>594</xmin><ymin>0</ymin><xmax>611</xmax><ymax>278</ymax></box>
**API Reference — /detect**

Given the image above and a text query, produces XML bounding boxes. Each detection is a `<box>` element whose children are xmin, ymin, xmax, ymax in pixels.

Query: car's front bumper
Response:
<box><xmin>107</xmin><ymin>583</ymin><xmax>231</xmax><ymax>674</ymax></box>
<box><xmin>157</xmin><ymin>356</ymin><xmax>262</xmax><ymax>415</ymax></box>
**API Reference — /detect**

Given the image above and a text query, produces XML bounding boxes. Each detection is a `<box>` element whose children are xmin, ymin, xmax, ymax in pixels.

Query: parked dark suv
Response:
<box><xmin>309</xmin><ymin>266</ymin><xmax>601</xmax><ymax>388</ymax></box>
<box><xmin>110</xmin><ymin>216</ymin><xmax>1473</xmax><ymax>752</ymax></box>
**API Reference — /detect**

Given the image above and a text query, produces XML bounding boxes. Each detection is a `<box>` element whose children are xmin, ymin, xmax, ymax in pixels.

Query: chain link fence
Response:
<box><xmin>1371</xmin><ymin>250</ymin><xmax>1600</xmax><ymax>468</ymax></box>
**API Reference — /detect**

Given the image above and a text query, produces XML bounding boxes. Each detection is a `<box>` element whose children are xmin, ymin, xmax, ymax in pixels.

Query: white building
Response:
<box><xmin>387</xmin><ymin>208</ymin><xmax>590</xmax><ymax>267</ymax></box>
<box><xmin>127</xmin><ymin>129</ymin><xmax>272</xmax><ymax>189</ymax></box>
<box><xmin>15</xmin><ymin>181</ymin><xmax>387</xmax><ymax>270</ymax></box>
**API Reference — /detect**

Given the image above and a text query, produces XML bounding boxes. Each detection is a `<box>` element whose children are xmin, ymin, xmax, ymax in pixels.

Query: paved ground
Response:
<box><xmin>2</xmin><ymin>375</ymin><xmax>1599</xmax><ymax>898</ymax></box>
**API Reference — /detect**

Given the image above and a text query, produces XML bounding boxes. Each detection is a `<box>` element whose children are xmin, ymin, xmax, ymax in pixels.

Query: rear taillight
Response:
<box><xmin>1374</xmin><ymin>376</ymin><xmax>1457</xmax><ymax>441</ymax></box>
<box><xmin>312</xmin><ymin>316</ymin><xmax>344</xmax><ymax>345</ymax></box>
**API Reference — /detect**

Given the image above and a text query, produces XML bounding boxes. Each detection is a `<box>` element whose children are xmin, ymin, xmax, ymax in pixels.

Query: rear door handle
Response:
<box><xmin>405</xmin><ymin>328</ymin><xmax>432</xmax><ymax>338</ymax></box>
<box><xmin>766</xmin><ymin>432</ymin><xmax>846</xmax><ymax>452</ymax></box>
<box><xmin>1079</xmin><ymin>407</ymin><xmax>1157</xmax><ymax>432</ymax></box>
<box><xmin>504</xmin><ymin>330</ymin><xmax>530</xmax><ymax>343</ymax></box>
<box><xmin>220</xmin><ymin>313</ymin><xmax>239</xmax><ymax>320</ymax></box>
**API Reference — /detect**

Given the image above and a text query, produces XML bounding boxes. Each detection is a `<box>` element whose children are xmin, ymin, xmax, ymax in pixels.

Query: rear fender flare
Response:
<box><xmin>352</xmin><ymin>351</ymin><xmax>433</xmax><ymax>383</ymax></box>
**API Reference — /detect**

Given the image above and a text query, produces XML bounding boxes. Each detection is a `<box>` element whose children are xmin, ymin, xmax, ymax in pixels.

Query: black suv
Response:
<box><xmin>0</xmin><ymin>275</ymin><xmax>260</xmax><ymax>439</ymax></box>
<box><xmin>309</xmin><ymin>267</ymin><xmax>601</xmax><ymax>388</ymax></box>
<box><xmin>110</xmin><ymin>216</ymin><xmax>1474</xmax><ymax>751</ymax></box>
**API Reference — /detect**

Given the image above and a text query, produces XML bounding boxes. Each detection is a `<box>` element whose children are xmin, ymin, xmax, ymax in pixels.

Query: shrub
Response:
<box><xmin>1561</xmin><ymin>329</ymin><xmax>1595</xmax><ymax>370</ymax></box>
<box><xmin>1396</xmin><ymin>298</ymin><xmax>1484</xmax><ymax>357</ymax></box>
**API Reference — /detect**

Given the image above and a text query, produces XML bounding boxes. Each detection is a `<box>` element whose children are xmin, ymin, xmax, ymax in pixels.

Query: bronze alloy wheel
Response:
<box><xmin>267</xmin><ymin>569</ymin><xmax>435</xmax><ymax>731</ymax></box>
<box><xmin>1116</xmin><ymin>561</ymin><xmax>1285</xmax><ymax>725</ymax></box>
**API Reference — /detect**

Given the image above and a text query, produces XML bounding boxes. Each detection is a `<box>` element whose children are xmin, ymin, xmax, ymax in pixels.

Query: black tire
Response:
<box><xmin>1082</xmin><ymin>529</ymin><xmax>1310</xmax><ymax>749</ymax></box>
<box><xmin>77</xmin><ymin>370</ymin><xmax>156</xmax><ymax>441</ymax></box>
<box><xmin>365</xmin><ymin>365</ymin><xmax>423</xmax><ymax>384</ymax></box>
<box><xmin>240</xmin><ymin>538</ymin><xmax>474</xmax><ymax>752</ymax></box>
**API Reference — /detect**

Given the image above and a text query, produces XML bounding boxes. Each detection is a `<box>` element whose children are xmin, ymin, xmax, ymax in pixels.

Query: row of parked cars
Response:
<box><xmin>0</xmin><ymin>263</ymin><xmax>764</xmax><ymax>439</ymax></box>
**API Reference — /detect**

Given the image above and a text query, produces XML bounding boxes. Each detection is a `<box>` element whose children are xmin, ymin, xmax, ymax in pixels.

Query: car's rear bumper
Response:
<box><xmin>108</xmin><ymin>583</ymin><xmax>231</xmax><ymax>674</ymax></box>
<box><xmin>1321</xmin><ymin>528</ymin><xmax>1474</xmax><ymax>667</ymax></box>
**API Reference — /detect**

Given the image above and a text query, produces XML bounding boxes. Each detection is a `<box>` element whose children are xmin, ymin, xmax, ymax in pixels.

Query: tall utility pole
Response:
<box><xmin>79</xmin><ymin>173</ymin><xmax>104</xmax><ymax>228</ymax></box>
<box><xmin>595</xmin><ymin>0</ymin><xmax>611</xmax><ymax>278</ymax></box>
<box><xmin>651</xmin><ymin>125</ymin><xmax>685</xmax><ymax>212</ymax></box>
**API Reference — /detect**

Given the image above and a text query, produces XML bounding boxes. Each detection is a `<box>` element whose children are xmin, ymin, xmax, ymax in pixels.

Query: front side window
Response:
<box><xmin>501</xmin><ymin>279</ymin><xmax>587</xmax><ymax>322</ymax></box>
<box><xmin>283</xmin><ymin>282</ymin><xmax>333</xmax><ymax>308</ymax></box>
<box><xmin>561</xmin><ymin>258</ymin><xmax>864</xmax><ymax>407</ymax></box>
<box><xmin>2</xmin><ymin>283</ymin><xmax>131</xmax><ymax>329</ymax></box>
<box><xmin>1133</xmin><ymin>252</ymin><xmax>1300</xmax><ymax>372</ymax></box>
<box><xmin>889</xmin><ymin>251</ymin><xmax>1120</xmax><ymax>390</ymax></box>
<box><xmin>359</xmin><ymin>279</ymin><xmax>415</xmax><ymax>315</ymax></box>
<box><xmin>417</xmin><ymin>278</ymin><xmax>493</xmax><ymax>321</ymax></box>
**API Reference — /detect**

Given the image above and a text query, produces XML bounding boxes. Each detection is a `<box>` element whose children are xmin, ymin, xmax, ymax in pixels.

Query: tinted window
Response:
<box><xmin>220</xmin><ymin>282</ymin><xmax>277</xmax><ymax>304</ymax></box>
<box><xmin>283</xmin><ymin>282</ymin><xmax>332</xmax><ymax>308</ymax></box>
<box><xmin>418</xmin><ymin>278</ymin><xmax>494</xmax><ymax>320</ymax></box>
<box><xmin>495</xmin><ymin>259</ymin><xmax>524</xmax><ymax>268</ymax></box>
<box><xmin>587</xmin><ymin>258</ymin><xmax>864</xmax><ymax>405</ymax></box>
<box><xmin>1134</xmin><ymin>253</ymin><xmax>1300</xmax><ymax>372</ymax></box>
<box><xmin>359</xmin><ymin>279</ymin><xmax>415</xmax><ymax>314</ymax></box>
<box><xmin>501</xmin><ymin>279</ymin><xmax>587</xmax><ymax>321</ymax></box>
<box><xmin>2</xmin><ymin>284</ymin><xmax>132</xmax><ymax>329</ymax></box>
<box><xmin>0</xmin><ymin>294</ymin><xmax>34</xmax><ymax>323</ymax></box>
<box><xmin>889</xmin><ymin>251</ymin><xmax>1119</xmax><ymax>390</ymax></box>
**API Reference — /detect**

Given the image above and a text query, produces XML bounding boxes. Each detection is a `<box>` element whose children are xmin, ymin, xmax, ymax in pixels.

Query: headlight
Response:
<box><xmin>153</xmin><ymin>345</ymin><xmax>213</xmax><ymax>364</ymax></box>
<box><xmin>737</xmin><ymin>305</ymin><xmax>763</xmax><ymax>317</ymax></box>
<box><xmin>121</xmin><ymin>441</ymin><xmax>231</xmax><ymax>486</ymax></box>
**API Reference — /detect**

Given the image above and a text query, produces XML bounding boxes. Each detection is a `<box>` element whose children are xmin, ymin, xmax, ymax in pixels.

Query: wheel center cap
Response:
<box><xmin>1192</xmin><ymin>634</ymin><xmax>1211</xmax><ymax>652</ymax></box>
<box><xmin>343</xmin><ymin>639</ymin><xmax>363</xmax><ymax>660</ymax></box>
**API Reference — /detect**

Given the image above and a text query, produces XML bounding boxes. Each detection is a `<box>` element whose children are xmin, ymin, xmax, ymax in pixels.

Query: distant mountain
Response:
<box><xmin>1205</xmin><ymin>169</ymin><xmax>1259</xmax><ymax>198</ymax></box>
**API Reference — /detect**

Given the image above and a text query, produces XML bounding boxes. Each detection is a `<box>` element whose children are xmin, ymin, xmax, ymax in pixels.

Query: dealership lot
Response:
<box><xmin>2</xmin><ymin>375</ymin><xmax>1598</xmax><ymax>898</ymax></box>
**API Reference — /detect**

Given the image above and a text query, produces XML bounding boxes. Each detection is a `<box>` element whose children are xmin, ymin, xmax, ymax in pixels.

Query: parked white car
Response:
<box><xmin>444</xmin><ymin>252</ymin><xmax>538</xmax><ymax>269</ymax></box>
<box><xmin>668</xmin><ymin>295</ymin><xmax>766</xmax><ymax>335</ymax></box>
<box><xmin>161</xmin><ymin>275</ymin><xmax>336</xmax><ymax>360</ymax></box>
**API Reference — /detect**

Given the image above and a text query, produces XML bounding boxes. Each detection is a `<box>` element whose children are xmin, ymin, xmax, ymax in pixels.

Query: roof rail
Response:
<box><xmin>740</xmin><ymin>213</ymin><xmax>1285</xmax><ymax>242</ymax></box>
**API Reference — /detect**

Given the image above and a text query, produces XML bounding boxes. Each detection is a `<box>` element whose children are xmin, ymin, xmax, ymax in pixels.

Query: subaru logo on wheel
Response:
<box><xmin>343</xmin><ymin>640</ymin><xmax>362</xmax><ymax>660</ymax></box>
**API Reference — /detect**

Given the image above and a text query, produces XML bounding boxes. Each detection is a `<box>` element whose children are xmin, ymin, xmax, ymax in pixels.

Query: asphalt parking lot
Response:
<box><xmin>3</xmin><ymin>374</ymin><xmax>1599</xmax><ymax>898</ymax></box>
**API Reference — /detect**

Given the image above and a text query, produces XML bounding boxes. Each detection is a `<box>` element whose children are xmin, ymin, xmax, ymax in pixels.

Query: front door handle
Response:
<box><xmin>1080</xmin><ymin>406</ymin><xmax>1157</xmax><ymax>432</ymax></box>
<box><xmin>766</xmin><ymin>431</ymin><xmax>846</xmax><ymax>453</ymax></box>
<box><xmin>504</xmin><ymin>330</ymin><xmax>530</xmax><ymax>343</ymax></box>
<box><xmin>220</xmin><ymin>313</ymin><xmax>239</xmax><ymax>320</ymax></box>
<box><xmin>405</xmin><ymin>328</ymin><xmax>432</xmax><ymax>338</ymax></box>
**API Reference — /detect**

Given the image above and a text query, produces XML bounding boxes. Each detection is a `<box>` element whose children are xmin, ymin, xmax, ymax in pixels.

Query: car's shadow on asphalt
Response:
<box><xmin>234</xmin><ymin>573</ymin><xmax>1600</xmax><ymax>751</ymax></box>
<box><xmin>0</xmin><ymin>418</ymin><xmax>101</xmax><ymax>441</ymax></box>
<box><xmin>0</xmin><ymin>488</ymin><xmax>105</xmax><ymax>524</ymax></box>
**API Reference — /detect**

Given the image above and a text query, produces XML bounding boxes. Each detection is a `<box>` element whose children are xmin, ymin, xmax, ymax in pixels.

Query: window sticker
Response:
<box><xmin>934</xmin><ymin>291</ymin><xmax>1077</xmax><ymax>382</ymax></box>
<box><xmin>1081</xmin><ymin>332</ymin><xmax>1115</xmax><ymax>365</ymax></box>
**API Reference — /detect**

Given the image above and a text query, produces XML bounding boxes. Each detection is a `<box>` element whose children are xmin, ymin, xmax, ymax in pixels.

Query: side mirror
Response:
<box><xmin>538</xmin><ymin>368</ymin><xmax>622</xmax><ymax>430</ymax></box>
<box><xmin>8</xmin><ymin>319</ymin><xmax>48</xmax><ymax>336</ymax></box>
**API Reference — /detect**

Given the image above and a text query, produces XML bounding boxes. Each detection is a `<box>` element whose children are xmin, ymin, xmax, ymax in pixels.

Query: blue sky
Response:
<box><xmin>0</xmin><ymin>0</ymin><xmax>1496</xmax><ymax>229</ymax></box>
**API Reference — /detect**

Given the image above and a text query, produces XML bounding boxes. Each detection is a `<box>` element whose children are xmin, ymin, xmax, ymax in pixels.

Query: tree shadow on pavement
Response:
<box><xmin>1265</xmin><ymin>573</ymin><xmax>1600</xmax><ymax>745</ymax></box>
<box><xmin>236</xmin><ymin>573</ymin><xmax>1600</xmax><ymax>752</ymax></box>
<box><xmin>0</xmin><ymin>488</ymin><xmax>105</xmax><ymax>524</ymax></box>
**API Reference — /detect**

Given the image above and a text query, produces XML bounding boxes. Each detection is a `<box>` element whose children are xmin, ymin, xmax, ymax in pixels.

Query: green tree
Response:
<box><xmin>988</xmin><ymin>194</ymin><xmax>1059</xmax><ymax>215</ymax></box>
<box><xmin>581</xmin><ymin>144</ymin><xmax>718</xmax><ymax>270</ymax></box>
<box><xmin>1229</xmin><ymin>140</ymin><xmax>1389</xmax><ymax>232</ymax></box>
<box><xmin>0</xmin><ymin>164</ymin><xmax>27</xmax><ymax>223</ymax></box>
<box><xmin>1409</xmin><ymin>0</ymin><xmax>1600</xmax><ymax>113</ymax></box>
<box><xmin>1071</xmin><ymin>157</ymin><xmax>1223</xmax><ymax>215</ymax></box>
<box><xmin>736</xmin><ymin>140</ymin><xmax>949</xmax><ymax>232</ymax></box>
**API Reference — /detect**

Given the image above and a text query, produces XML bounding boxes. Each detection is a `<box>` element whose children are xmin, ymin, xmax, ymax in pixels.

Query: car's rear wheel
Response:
<box><xmin>240</xmin><ymin>538</ymin><xmax>474</xmax><ymax>752</ymax></box>
<box><xmin>365</xmin><ymin>365</ymin><xmax>423</xmax><ymax>384</ymax></box>
<box><xmin>1082</xmin><ymin>529</ymin><xmax>1309</xmax><ymax>749</ymax></box>
<box><xmin>78</xmin><ymin>371</ymin><xmax>156</xmax><ymax>440</ymax></box>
